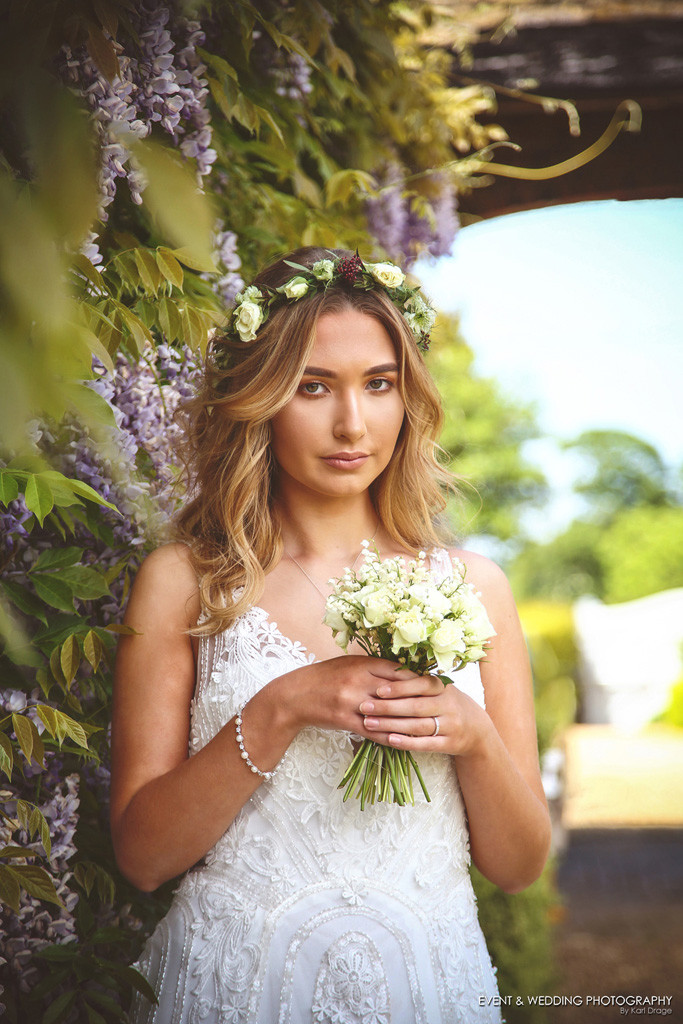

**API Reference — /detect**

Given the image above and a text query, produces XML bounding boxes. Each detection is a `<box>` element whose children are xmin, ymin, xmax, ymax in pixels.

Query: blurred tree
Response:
<box><xmin>564</xmin><ymin>429</ymin><xmax>676</xmax><ymax>520</ymax></box>
<box><xmin>510</xmin><ymin>430</ymin><xmax>683</xmax><ymax>604</ymax></box>
<box><xmin>428</xmin><ymin>314</ymin><xmax>548</xmax><ymax>542</ymax></box>
<box><xmin>508</xmin><ymin>520</ymin><xmax>605</xmax><ymax>602</ymax></box>
<box><xmin>597</xmin><ymin>505</ymin><xmax>683</xmax><ymax>603</ymax></box>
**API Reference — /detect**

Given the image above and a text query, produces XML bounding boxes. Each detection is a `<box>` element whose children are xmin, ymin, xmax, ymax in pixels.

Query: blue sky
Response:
<box><xmin>415</xmin><ymin>199</ymin><xmax>683</xmax><ymax>537</ymax></box>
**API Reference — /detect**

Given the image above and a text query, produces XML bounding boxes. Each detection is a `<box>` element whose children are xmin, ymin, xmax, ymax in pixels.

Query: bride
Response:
<box><xmin>110</xmin><ymin>247</ymin><xmax>551</xmax><ymax>1024</ymax></box>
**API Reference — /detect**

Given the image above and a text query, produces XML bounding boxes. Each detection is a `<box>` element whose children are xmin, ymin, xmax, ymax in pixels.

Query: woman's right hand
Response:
<box><xmin>260</xmin><ymin>656</ymin><xmax>422</xmax><ymax>741</ymax></box>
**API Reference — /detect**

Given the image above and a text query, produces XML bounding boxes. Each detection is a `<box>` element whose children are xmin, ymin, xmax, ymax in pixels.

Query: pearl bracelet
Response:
<box><xmin>235</xmin><ymin>707</ymin><xmax>278</xmax><ymax>781</ymax></box>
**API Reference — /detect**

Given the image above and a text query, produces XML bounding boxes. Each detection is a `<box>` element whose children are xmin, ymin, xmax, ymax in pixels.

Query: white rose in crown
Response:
<box><xmin>233</xmin><ymin>300</ymin><xmax>264</xmax><ymax>342</ymax></box>
<box><xmin>282</xmin><ymin>276</ymin><xmax>309</xmax><ymax>299</ymax></box>
<box><xmin>311</xmin><ymin>259</ymin><xmax>335</xmax><ymax>281</ymax></box>
<box><xmin>370</xmin><ymin>262</ymin><xmax>405</xmax><ymax>289</ymax></box>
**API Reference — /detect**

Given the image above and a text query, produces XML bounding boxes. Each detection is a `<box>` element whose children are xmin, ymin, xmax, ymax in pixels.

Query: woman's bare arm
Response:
<box><xmin>110</xmin><ymin>544</ymin><xmax>289</xmax><ymax>891</ymax></box>
<box><xmin>359</xmin><ymin>551</ymin><xmax>551</xmax><ymax>893</ymax></box>
<box><xmin>110</xmin><ymin>543</ymin><xmax>422</xmax><ymax>891</ymax></box>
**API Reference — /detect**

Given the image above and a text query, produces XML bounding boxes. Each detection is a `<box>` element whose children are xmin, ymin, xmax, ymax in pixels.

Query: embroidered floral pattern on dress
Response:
<box><xmin>312</xmin><ymin>931</ymin><xmax>390</xmax><ymax>1024</ymax></box>
<box><xmin>129</xmin><ymin>551</ymin><xmax>502</xmax><ymax>1024</ymax></box>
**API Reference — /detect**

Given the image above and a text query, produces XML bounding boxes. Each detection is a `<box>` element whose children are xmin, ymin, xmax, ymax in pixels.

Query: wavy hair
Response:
<box><xmin>172</xmin><ymin>247</ymin><xmax>458</xmax><ymax>636</ymax></box>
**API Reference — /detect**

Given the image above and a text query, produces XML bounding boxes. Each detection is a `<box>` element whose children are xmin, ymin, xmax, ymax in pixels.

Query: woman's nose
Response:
<box><xmin>333</xmin><ymin>390</ymin><xmax>367</xmax><ymax>442</ymax></box>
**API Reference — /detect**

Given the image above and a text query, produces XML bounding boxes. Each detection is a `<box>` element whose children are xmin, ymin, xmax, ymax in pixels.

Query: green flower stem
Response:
<box><xmin>339</xmin><ymin>738</ymin><xmax>432</xmax><ymax>807</ymax></box>
<box><xmin>407</xmin><ymin>751</ymin><xmax>431</xmax><ymax>803</ymax></box>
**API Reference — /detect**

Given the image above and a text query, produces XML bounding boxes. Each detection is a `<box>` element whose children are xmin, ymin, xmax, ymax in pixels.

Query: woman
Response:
<box><xmin>111</xmin><ymin>247</ymin><xmax>551</xmax><ymax>1024</ymax></box>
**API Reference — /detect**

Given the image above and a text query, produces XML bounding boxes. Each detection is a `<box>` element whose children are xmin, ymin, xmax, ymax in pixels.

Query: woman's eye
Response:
<box><xmin>367</xmin><ymin>377</ymin><xmax>391</xmax><ymax>391</ymax></box>
<box><xmin>300</xmin><ymin>381</ymin><xmax>325</xmax><ymax>395</ymax></box>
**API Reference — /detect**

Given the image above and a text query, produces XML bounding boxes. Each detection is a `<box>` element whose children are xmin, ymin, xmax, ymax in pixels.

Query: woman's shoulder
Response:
<box><xmin>127</xmin><ymin>543</ymin><xmax>201</xmax><ymax>629</ymax></box>
<box><xmin>440</xmin><ymin>546</ymin><xmax>515</xmax><ymax>611</ymax></box>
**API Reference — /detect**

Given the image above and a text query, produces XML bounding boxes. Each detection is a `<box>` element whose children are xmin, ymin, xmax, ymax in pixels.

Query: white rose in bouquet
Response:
<box><xmin>325</xmin><ymin>547</ymin><xmax>496</xmax><ymax>808</ymax></box>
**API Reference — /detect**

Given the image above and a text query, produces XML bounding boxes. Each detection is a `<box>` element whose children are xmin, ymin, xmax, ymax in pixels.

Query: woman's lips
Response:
<box><xmin>322</xmin><ymin>453</ymin><xmax>370</xmax><ymax>470</ymax></box>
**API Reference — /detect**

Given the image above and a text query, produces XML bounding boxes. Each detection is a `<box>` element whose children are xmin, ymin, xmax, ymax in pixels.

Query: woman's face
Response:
<box><xmin>270</xmin><ymin>307</ymin><xmax>405</xmax><ymax>502</ymax></box>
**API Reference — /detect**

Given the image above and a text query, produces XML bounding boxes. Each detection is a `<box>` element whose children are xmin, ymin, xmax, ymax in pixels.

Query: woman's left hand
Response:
<box><xmin>358</xmin><ymin>672</ymin><xmax>491</xmax><ymax>758</ymax></box>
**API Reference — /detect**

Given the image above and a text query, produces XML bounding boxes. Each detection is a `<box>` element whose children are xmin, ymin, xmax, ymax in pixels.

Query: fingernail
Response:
<box><xmin>359</xmin><ymin>700</ymin><xmax>374</xmax><ymax>714</ymax></box>
<box><xmin>376</xmin><ymin>685</ymin><xmax>390</xmax><ymax>697</ymax></box>
<box><xmin>364</xmin><ymin>717</ymin><xmax>379</xmax><ymax>729</ymax></box>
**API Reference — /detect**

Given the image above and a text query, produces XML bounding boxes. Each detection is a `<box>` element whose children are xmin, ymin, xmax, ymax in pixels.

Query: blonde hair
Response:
<box><xmin>172</xmin><ymin>247</ymin><xmax>457</xmax><ymax>636</ymax></box>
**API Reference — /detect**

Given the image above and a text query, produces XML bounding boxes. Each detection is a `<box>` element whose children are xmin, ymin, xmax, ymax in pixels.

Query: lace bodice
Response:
<box><xmin>131</xmin><ymin>549</ymin><xmax>502</xmax><ymax>1024</ymax></box>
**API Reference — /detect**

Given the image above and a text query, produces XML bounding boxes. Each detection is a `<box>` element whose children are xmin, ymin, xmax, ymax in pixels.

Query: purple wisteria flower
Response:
<box><xmin>58</xmin><ymin>4</ymin><xmax>215</xmax><ymax>225</ymax></box>
<box><xmin>207</xmin><ymin>225</ymin><xmax>244</xmax><ymax>307</ymax></box>
<box><xmin>365</xmin><ymin>163</ymin><xmax>460</xmax><ymax>266</ymax></box>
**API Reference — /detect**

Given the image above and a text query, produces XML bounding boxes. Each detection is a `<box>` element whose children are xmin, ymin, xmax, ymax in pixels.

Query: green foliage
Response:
<box><xmin>509</xmin><ymin>520</ymin><xmax>605</xmax><ymax>603</ymax></box>
<box><xmin>472</xmin><ymin>862</ymin><xmax>560</xmax><ymax>1024</ymax></box>
<box><xmin>655</xmin><ymin>672</ymin><xmax>683</xmax><ymax>729</ymax></box>
<box><xmin>427</xmin><ymin>314</ymin><xmax>547</xmax><ymax>541</ymax></box>
<box><xmin>518</xmin><ymin>602</ymin><xmax>578</xmax><ymax>754</ymax></box>
<box><xmin>0</xmin><ymin>2</ymin><xmax>570</xmax><ymax>1016</ymax></box>
<box><xmin>510</xmin><ymin>429</ymin><xmax>683</xmax><ymax>605</ymax></box>
<box><xmin>565</xmin><ymin>429</ymin><xmax>674</xmax><ymax>518</ymax></box>
<box><xmin>597</xmin><ymin>505</ymin><xmax>683</xmax><ymax>603</ymax></box>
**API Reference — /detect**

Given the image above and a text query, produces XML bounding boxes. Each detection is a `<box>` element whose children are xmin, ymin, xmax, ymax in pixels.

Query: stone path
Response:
<box><xmin>543</xmin><ymin>724</ymin><xmax>683</xmax><ymax>1024</ymax></box>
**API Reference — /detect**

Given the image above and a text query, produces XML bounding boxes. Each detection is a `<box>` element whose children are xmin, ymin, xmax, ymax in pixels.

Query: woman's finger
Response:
<box><xmin>366</xmin><ymin>658</ymin><xmax>422</xmax><ymax>683</ymax></box>
<box><xmin>358</xmin><ymin>695</ymin><xmax>443</xmax><ymax>718</ymax></box>
<box><xmin>363</xmin><ymin>715</ymin><xmax>440</xmax><ymax>737</ymax></box>
<box><xmin>373</xmin><ymin>673</ymin><xmax>445</xmax><ymax>698</ymax></box>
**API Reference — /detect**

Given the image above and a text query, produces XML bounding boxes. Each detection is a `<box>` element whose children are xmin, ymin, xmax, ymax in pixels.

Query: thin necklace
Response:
<box><xmin>286</xmin><ymin>522</ymin><xmax>379</xmax><ymax>603</ymax></box>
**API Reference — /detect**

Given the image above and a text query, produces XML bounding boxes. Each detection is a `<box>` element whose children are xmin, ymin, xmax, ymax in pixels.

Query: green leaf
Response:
<box><xmin>32</xmin><ymin>573</ymin><xmax>75</xmax><ymax>612</ymax></box>
<box><xmin>16</xmin><ymin>798</ymin><xmax>30</xmax><ymax>831</ymax></box>
<box><xmin>0</xmin><ymin>845</ymin><xmax>31</xmax><ymax>858</ymax></box>
<box><xmin>71</xmin><ymin>253</ymin><xmax>107</xmax><ymax>294</ymax></box>
<box><xmin>11</xmin><ymin>863</ymin><xmax>64</xmax><ymax>907</ymax></box>
<box><xmin>118</xmin><ymin>304</ymin><xmax>151</xmax><ymax>355</ymax></box>
<box><xmin>324</xmin><ymin>168</ymin><xmax>377</xmax><ymax>207</ymax></box>
<box><xmin>95</xmin><ymin>961</ymin><xmax>159</xmax><ymax>1002</ymax></box>
<box><xmin>133</xmin><ymin>140</ymin><xmax>216</xmax><ymax>262</ymax></box>
<box><xmin>171</xmin><ymin>246</ymin><xmax>217</xmax><ymax>273</ymax></box>
<box><xmin>43</xmin><ymin>987</ymin><xmax>76</xmax><ymax>1024</ymax></box>
<box><xmin>84</xmin><ymin>989</ymin><xmax>125</xmax><ymax>1021</ymax></box>
<box><xmin>61</xmin><ymin>714</ymin><xmax>89</xmax><ymax>750</ymax></box>
<box><xmin>0</xmin><ymin>864</ymin><xmax>21</xmax><ymax>911</ymax></box>
<box><xmin>12</xmin><ymin>713</ymin><xmax>34</xmax><ymax>764</ymax></box>
<box><xmin>57</xmin><ymin>565</ymin><xmax>110</xmax><ymax>600</ymax></box>
<box><xmin>23</xmin><ymin>474</ymin><xmax>54</xmax><ymax>526</ymax></box>
<box><xmin>134</xmin><ymin>248</ymin><xmax>162</xmax><ymax>294</ymax></box>
<box><xmin>86</xmin><ymin>22</ymin><xmax>120</xmax><ymax>80</ymax></box>
<box><xmin>60</xmin><ymin>634</ymin><xmax>80</xmax><ymax>686</ymax></box>
<box><xmin>34</xmin><ymin>547</ymin><xmax>83</xmax><ymax>571</ymax></box>
<box><xmin>83</xmin><ymin>629</ymin><xmax>104</xmax><ymax>672</ymax></box>
<box><xmin>158</xmin><ymin>295</ymin><xmax>182</xmax><ymax>341</ymax></box>
<box><xmin>156</xmin><ymin>247</ymin><xmax>184</xmax><ymax>289</ymax></box>
<box><xmin>86</xmin><ymin>1004</ymin><xmax>108</xmax><ymax>1024</ymax></box>
<box><xmin>197</xmin><ymin>47</ymin><xmax>238</xmax><ymax>82</ymax></box>
<box><xmin>1</xmin><ymin>580</ymin><xmax>48</xmax><ymax>624</ymax></box>
<box><xmin>38</xmin><ymin>810</ymin><xmax>51</xmax><ymax>858</ymax></box>
<box><xmin>37</xmin><ymin>944</ymin><xmax>79</xmax><ymax>962</ymax></box>
<box><xmin>62</xmin><ymin>477</ymin><xmax>120</xmax><ymax>514</ymax></box>
<box><xmin>36</xmin><ymin>704</ymin><xmax>58</xmax><ymax>739</ymax></box>
<box><xmin>0</xmin><ymin>733</ymin><xmax>13</xmax><ymax>780</ymax></box>
<box><xmin>0</xmin><ymin>469</ymin><xmax>19</xmax><ymax>505</ymax></box>
<box><xmin>62</xmin><ymin>382</ymin><xmax>118</xmax><ymax>431</ymax></box>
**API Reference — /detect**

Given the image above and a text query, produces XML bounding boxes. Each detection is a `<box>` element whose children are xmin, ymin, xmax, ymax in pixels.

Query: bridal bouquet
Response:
<box><xmin>324</xmin><ymin>546</ymin><xmax>496</xmax><ymax>809</ymax></box>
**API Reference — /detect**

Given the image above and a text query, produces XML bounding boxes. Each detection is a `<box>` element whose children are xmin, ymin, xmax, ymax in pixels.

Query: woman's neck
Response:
<box><xmin>274</xmin><ymin>492</ymin><xmax>379</xmax><ymax>563</ymax></box>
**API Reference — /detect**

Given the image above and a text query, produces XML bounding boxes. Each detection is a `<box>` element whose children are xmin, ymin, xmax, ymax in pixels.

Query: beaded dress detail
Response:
<box><xmin>130</xmin><ymin>549</ymin><xmax>502</xmax><ymax>1024</ymax></box>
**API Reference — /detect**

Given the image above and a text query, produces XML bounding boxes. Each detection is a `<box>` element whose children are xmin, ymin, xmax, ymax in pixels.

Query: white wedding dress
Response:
<box><xmin>130</xmin><ymin>550</ymin><xmax>503</xmax><ymax>1024</ymax></box>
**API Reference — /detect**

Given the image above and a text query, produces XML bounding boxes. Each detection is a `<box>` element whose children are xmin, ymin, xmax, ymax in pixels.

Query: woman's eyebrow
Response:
<box><xmin>302</xmin><ymin>362</ymin><xmax>399</xmax><ymax>378</ymax></box>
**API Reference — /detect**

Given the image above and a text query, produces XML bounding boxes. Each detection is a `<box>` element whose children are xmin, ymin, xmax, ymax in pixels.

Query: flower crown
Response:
<box><xmin>227</xmin><ymin>251</ymin><xmax>437</xmax><ymax>352</ymax></box>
